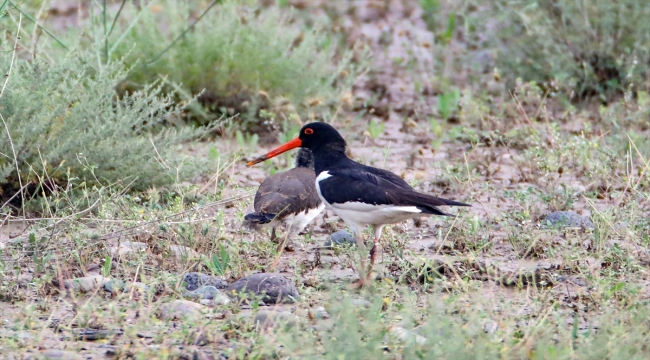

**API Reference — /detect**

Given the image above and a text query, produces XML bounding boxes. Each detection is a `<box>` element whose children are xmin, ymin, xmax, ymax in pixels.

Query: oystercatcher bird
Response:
<box><xmin>247</xmin><ymin>122</ymin><xmax>470</xmax><ymax>286</ymax></box>
<box><xmin>244</xmin><ymin>148</ymin><xmax>325</xmax><ymax>250</ymax></box>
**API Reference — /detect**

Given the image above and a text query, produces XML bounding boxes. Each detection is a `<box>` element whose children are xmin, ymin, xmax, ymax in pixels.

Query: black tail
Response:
<box><xmin>243</xmin><ymin>213</ymin><xmax>278</xmax><ymax>231</ymax></box>
<box><xmin>396</xmin><ymin>191</ymin><xmax>470</xmax><ymax>217</ymax></box>
<box><xmin>244</xmin><ymin>212</ymin><xmax>276</xmax><ymax>225</ymax></box>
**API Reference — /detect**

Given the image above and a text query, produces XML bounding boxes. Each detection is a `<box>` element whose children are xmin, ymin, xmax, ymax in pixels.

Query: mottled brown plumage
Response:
<box><xmin>244</xmin><ymin>149</ymin><xmax>324</xmax><ymax>244</ymax></box>
<box><xmin>253</xmin><ymin>167</ymin><xmax>321</xmax><ymax>219</ymax></box>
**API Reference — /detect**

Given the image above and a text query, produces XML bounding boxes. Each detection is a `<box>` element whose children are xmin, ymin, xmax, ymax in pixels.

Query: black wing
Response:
<box><xmin>319</xmin><ymin>167</ymin><xmax>469</xmax><ymax>216</ymax></box>
<box><xmin>254</xmin><ymin>167</ymin><xmax>321</xmax><ymax>217</ymax></box>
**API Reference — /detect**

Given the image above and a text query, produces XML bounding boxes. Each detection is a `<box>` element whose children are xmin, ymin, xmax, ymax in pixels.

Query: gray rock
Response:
<box><xmin>388</xmin><ymin>326</ymin><xmax>428</xmax><ymax>345</ymax></box>
<box><xmin>313</xmin><ymin>306</ymin><xmax>329</xmax><ymax>319</ymax></box>
<box><xmin>324</xmin><ymin>230</ymin><xmax>356</xmax><ymax>247</ymax></box>
<box><xmin>227</xmin><ymin>273</ymin><xmax>299</xmax><ymax>304</ymax></box>
<box><xmin>129</xmin><ymin>282</ymin><xmax>150</xmax><ymax>293</ymax></box>
<box><xmin>99</xmin><ymin>344</ymin><xmax>117</xmax><ymax>356</ymax></box>
<box><xmin>199</xmin><ymin>294</ymin><xmax>231</xmax><ymax>306</ymax></box>
<box><xmin>543</xmin><ymin>211</ymin><xmax>594</xmax><ymax>229</ymax></box>
<box><xmin>351</xmin><ymin>298</ymin><xmax>371</xmax><ymax>308</ymax></box>
<box><xmin>322</xmin><ymin>268</ymin><xmax>359</xmax><ymax>283</ymax></box>
<box><xmin>74</xmin><ymin>329</ymin><xmax>122</xmax><ymax>340</ymax></box>
<box><xmin>63</xmin><ymin>275</ymin><xmax>110</xmax><ymax>292</ymax></box>
<box><xmin>183</xmin><ymin>285</ymin><xmax>221</xmax><ymax>300</ymax></box>
<box><xmin>103</xmin><ymin>279</ymin><xmax>125</xmax><ymax>293</ymax></box>
<box><xmin>212</xmin><ymin>292</ymin><xmax>232</xmax><ymax>306</ymax></box>
<box><xmin>103</xmin><ymin>280</ymin><xmax>149</xmax><ymax>294</ymax></box>
<box><xmin>183</xmin><ymin>272</ymin><xmax>228</xmax><ymax>291</ymax></box>
<box><xmin>253</xmin><ymin>310</ymin><xmax>298</xmax><ymax>330</ymax></box>
<box><xmin>24</xmin><ymin>349</ymin><xmax>82</xmax><ymax>359</ymax></box>
<box><xmin>110</xmin><ymin>241</ymin><xmax>147</xmax><ymax>257</ymax></box>
<box><xmin>170</xmin><ymin>245</ymin><xmax>200</xmax><ymax>259</ymax></box>
<box><xmin>412</xmin><ymin>323</ymin><xmax>446</xmax><ymax>337</ymax></box>
<box><xmin>0</xmin><ymin>330</ymin><xmax>33</xmax><ymax>345</ymax></box>
<box><xmin>158</xmin><ymin>300</ymin><xmax>203</xmax><ymax>320</ymax></box>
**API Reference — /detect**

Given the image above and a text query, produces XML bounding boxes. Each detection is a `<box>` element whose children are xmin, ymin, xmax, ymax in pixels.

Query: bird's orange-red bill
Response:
<box><xmin>246</xmin><ymin>137</ymin><xmax>303</xmax><ymax>166</ymax></box>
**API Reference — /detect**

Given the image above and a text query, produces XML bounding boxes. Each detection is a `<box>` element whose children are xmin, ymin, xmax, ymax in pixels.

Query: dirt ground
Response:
<box><xmin>2</xmin><ymin>0</ymin><xmax>650</xmax><ymax>358</ymax></box>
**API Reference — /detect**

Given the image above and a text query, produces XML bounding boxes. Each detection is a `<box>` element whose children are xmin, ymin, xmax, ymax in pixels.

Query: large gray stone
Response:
<box><xmin>227</xmin><ymin>273</ymin><xmax>299</xmax><ymax>304</ymax></box>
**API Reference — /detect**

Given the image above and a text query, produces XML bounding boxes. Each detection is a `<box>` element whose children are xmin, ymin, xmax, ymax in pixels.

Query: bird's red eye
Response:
<box><xmin>304</xmin><ymin>128</ymin><xmax>314</xmax><ymax>135</ymax></box>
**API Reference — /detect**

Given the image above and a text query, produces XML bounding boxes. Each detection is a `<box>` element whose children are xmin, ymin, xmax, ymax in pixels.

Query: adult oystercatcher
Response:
<box><xmin>244</xmin><ymin>148</ymin><xmax>325</xmax><ymax>250</ymax></box>
<box><xmin>247</xmin><ymin>122</ymin><xmax>470</xmax><ymax>285</ymax></box>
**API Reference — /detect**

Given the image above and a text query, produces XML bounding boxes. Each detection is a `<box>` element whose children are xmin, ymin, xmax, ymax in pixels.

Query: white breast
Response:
<box><xmin>314</xmin><ymin>171</ymin><xmax>332</xmax><ymax>206</ymax></box>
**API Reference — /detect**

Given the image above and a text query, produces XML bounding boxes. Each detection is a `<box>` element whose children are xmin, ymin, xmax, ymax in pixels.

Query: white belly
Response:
<box><xmin>331</xmin><ymin>202</ymin><xmax>421</xmax><ymax>227</ymax></box>
<box><xmin>282</xmin><ymin>203</ymin><xmax>326</xmax><ymax>234</ymax></box>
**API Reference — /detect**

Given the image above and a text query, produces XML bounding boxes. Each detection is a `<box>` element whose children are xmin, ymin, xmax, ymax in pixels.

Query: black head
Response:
<box><xmin>297</xmin><ymin>122</ymin><xmax>347</xmax><ymax>153</ymax></box>
<box><xmin>247</xmin><ymin>122</ymin><xmax>347</xmax><ymax>167</ymax></box>
<box><xmin>295</xmin><ymin>148</ymin><xmax>315</xmax><ymax>169</ymax></box>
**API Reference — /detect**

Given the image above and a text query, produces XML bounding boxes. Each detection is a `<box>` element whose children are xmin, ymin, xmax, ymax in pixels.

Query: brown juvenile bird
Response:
<box><xmin>244</xmin><ymin>148</ymin><xmax>325</xmax><ymax>248</ymax></box>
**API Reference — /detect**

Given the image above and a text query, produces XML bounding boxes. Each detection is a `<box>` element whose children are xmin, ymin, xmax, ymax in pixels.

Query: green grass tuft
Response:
<box><xmin>0</xmin><ymin>49</ymin><xmax>212</xmax><ymax>203</ymax></box>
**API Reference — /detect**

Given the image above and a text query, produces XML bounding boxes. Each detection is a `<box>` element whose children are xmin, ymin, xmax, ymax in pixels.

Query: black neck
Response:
<box><xmin>312</xmin><ymin>145</ymin><xmax>348</xmax><ymax>174</ymax></box>
<box><xmin>295</xmin><ymin>148</ymin><xmax>315</xmax><ymax>170</ymax></box>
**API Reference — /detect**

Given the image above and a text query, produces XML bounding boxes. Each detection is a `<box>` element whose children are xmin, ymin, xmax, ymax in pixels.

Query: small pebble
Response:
<box><xmin>183</xmin><ymin>272</ymin><xmax>228</xmax><ymax>291</ymax></box>
<box><xmin>313</xmin><ymin>306</ymin><xmax>329</xmax><ymax>319</ymax></box>
<box><xmin>158</xmin><ymin>300</ymin><xmax>204</xmax><ymax>320</ymax></box>
<box><xmin>542</xmin><ymin>211</ymin><xmax>594</xmax><ymax>229</ymax></box>
<box><xmin>170</xmin><ymin>245</ymin><xmax>200</xmax><ymax>259</ymax></box>
<box><xmin>388</xmin><ymin>326</ymin><xmax>428</xmax><ymax>345</ymax></box>
<box><xmin>62</xmin><ymin>275</ymin><xmax>110</xmax><ymax>292</ymax></box>
<box><xmin>351</xmin><ymin>298</ymin><xmax>371</xmax><ymax>308</ymax></box>
<box><xmin>183</xmin><ymin>285</ymin><xmax>221</xmax><ymax>300</ymax></box>
<box><xmin>324</xmin><ymin>230</ymin><xmax>356</xmax><ymax>247</ymax></box>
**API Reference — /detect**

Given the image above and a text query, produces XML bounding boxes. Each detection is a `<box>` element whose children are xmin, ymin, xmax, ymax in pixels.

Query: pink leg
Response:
<box><xmin>350</xmin><ymin>231</ymin><xmax>369</xmax><ymax>288</ymax></box>
<box><xmin>365</xmin><ymin>225</ymin><xmax>384</xmax><ymax>283</ymax></box>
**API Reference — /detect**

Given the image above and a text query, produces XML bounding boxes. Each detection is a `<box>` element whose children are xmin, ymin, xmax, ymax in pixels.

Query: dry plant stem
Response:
<box><xmin>29</xmin><ymin>0</ymin><xmax>47</xmax><ymax>59</ymax></box>
<box><xmin>271</xmin><ymin>231</ymin><xmax>291</xmax><ymax>271</ymax></box>
<box><xmin>0</xmin><ymin>13</ymin><xmax>21</xmax><ymax>98</ymax></box>
<box><xmin>129</xmin><ymin>0</ymin><xmax>221</xmax><ymax>76</ymax></box>
<box><xmin>0</xmin><ymin>183</ymin><xmax>30</xmax><ymax>213</ymax></box>
<box><xmin>198</xmin><ymin>155</ymin><xmax>240</xmax><ymax>195</ymax></box>
<box><xmin>8</xmin><ymin>0</ymin><xmax>70</xmax><ymax>51</ymax></box>
<box><xmin>627</xmin><ymin>134</ymin><xmax>650</xmax><ymax>190</ymax></box>
<box><xmin>149</xmin><ymin>137</ymin><xmax>171</xmax><ymax>170</ymax></box>
<box><xmin>129</xmin><ymin>264</ymin><xmax>141</xmax><ymax>301</ymax></box>
<box><xmin>434</xmin><ymin>215</ymin><xmax>460</xmax><ymax>256</ymax></box>
<box><xmin>510</xmin><ymin>91</ymin><xmax>533</xmax><ymax>125</ymax></box>
<box><xmin>101</xmin><ymin>192</ymin><xmax>254</xmax><ymax>240</ymax></box>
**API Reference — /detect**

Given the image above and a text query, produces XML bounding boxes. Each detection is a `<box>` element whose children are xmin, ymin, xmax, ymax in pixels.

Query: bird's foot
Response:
<box><xmin>276</xmin><ymin>240</ymin><xmax>297</xmax><ymax>252</ymax></box>
<box><xmin>349</xmin><ymin>271</ymin><xmax>374</xmax><ymax>289</ymax></box>
<box><xmin>349</xmin><ymin>278</ymin><xmax>367</xmax><ymax>289</ymax></box>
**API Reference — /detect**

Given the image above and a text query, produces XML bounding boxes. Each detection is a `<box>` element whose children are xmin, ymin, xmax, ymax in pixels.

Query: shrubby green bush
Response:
<box><xmin>110</xmin><ymin>0</ymin><xmax>358</xmax><ymax>131</ymax></box>
<box><xmin>0</xmin><ymin>50</ymin><xmax>210</xmax><ymax>199</ymax></box>
<box><xmin>491</xmin><ymin>0</ymin><xmax>650</xmax><ymax>101</ymax></box>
